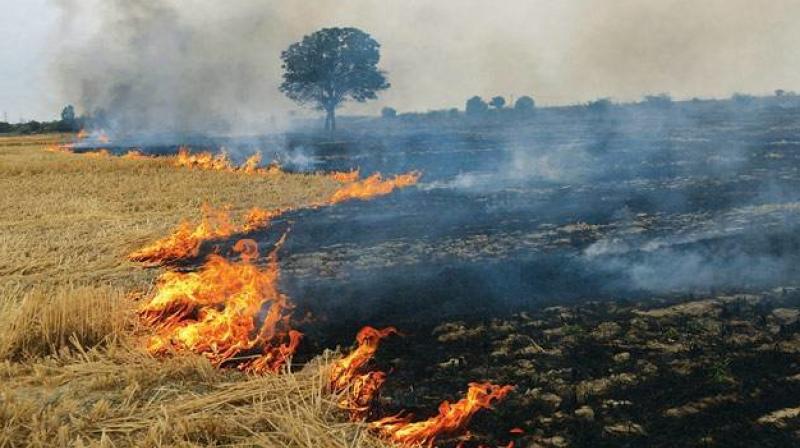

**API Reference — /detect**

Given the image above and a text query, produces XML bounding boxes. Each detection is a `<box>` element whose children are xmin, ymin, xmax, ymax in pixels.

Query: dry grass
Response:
<box><xmin>0</xmin><ymin>285</ymin><xmax>130</xmax><ymax>360</ymax></box>
<box><xmin>0</xmin><ymin>135</ymin><xmax>390</xmax><ymax>448</ymax></box>
<box><xmin>0</xmin><ymin>348</ymin><xmax>386</xmax><ymax>447</ymax></box>
<box><xmin>0</xmin><ymin>135</ymin><xmax>341</xmax><ymax>293</ymax></box>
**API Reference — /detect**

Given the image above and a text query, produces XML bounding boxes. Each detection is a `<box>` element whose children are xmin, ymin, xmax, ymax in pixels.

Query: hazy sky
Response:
<box><xmin>2</xmin><ymin>0</ymin><xmax>800</xmax><ymax>122</ymax></box>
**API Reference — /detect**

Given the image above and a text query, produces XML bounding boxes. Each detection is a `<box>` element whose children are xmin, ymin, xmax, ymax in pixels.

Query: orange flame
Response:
<box><xmin>371</xmin><ymin>382</ymin><xmax>514</xmax><ymax>447</ymax></box>
<box><xmin>77</xmin><ymin>129</ymin><xmax>89</xmax><ymax>140</ymax></box>
<box><xmin>46</xmin><ymin>144</ymin><xmax>75</xmax><ymax>154</ymax></box>
<box><xmin>172</xmin><ymin>146</ymin><xmax>361</xmax><ymax>182</ymax></box>
<box><xmin>330</xmin><ymin>172</ymin><xmax>421</xmax><ymax>204</ymax></box>
<box><xmin>121</xmin><ymin>149</ymin><xmax>152</xmax><ymax>160</ymax></box>
<box><xmin>174</xmin><ymin>146</ymin><xmax>236</xmax><ymax>171</ymax></box>
<box><xmin>330</xmin><ymin>326</ymin><xmax>397</xmax><ymax>420</ymax></box>
<box><xmin>140</xmin><ymin>237</ymin><xmax>300</xmax><ymax>373</ymax></box>
<box><xmin>83</xmin><ymin>149</ymin><xmax>111</xmax><ymax>158</ymax></box>
<box><xmin>128</xmin><ymin>204</ymin><xmax>238</xmax><ymax>264</ymax></box>
<box><xmin>330</xmin><ymin>169</ymin><xmax>360</xmax><ymax>183</ymax></box>
<box><xmin>331</xmin><ymin>327</ymin><xmax>513</xmax><ymax>445</ymax></box>
<box><xmin>129</xmin><ymin>171</ymin><xmax>420</xmax><ymax>265</ymax></box>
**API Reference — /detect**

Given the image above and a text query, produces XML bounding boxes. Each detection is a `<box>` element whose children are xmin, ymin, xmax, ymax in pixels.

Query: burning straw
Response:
<box><xmin>329</xmin><ymin>327</ymin><xmax>514</xmax><ymax>447</ymax></box>
<box><xmin>128</xmin><ymin>170</ymin><xmax>421</xmax><ymax>265</ymax></box>
<box><xmin>140</xmin><ymin>237</ymin><xmax>300</xmax><ymax>374</ymax></box>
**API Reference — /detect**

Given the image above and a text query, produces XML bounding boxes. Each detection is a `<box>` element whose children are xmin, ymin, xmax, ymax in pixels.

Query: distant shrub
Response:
<box><xmin>465</xmin><ymin>96</ymin><xmax>489</xmax><ymax>116</ymax></box>
<box><xmin>381</xmin><ymin>107</ymin><xmax>397</xmax><ymax>119</ymax></box>
<box><xmin>448</xmin><ymin>108</ymin><xmax>460</xmax><ymax>119</ymax></box>
<box><xmin>489</xmin><ymin>96</ymin><xmax>506</xmax><ymax>109</ymax></box>
<box><xmin>514</xmin><ymin>96</ymin><xmax>535</xmax><ymax>113</ymax></box>
<box><xmin>775</xmin><ymin>89</ymin><xmax>786</xmax><ymax>97</ymax></box>
<box><xmin>0</xmin><ymin>122</ymin><xmax>12</xmax><ymax>133</ymax></box>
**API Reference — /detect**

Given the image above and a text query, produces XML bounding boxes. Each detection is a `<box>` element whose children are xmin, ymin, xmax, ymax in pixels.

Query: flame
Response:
<box><xmin>331</xmin><ymin>327</ymin><xmax>513</xmax><ymax>446</ymax></box>
<box><xmin>128</xmin><ymin>204</ymin><xmax>238</xmax><ymax>263</ymax></box>
<box><xmin>46</xmin><ymin>144</ymin><xmax>75</xmax><ymax>154</ymax></box>
<box><xmin>329</xmin><ymin>326</ymin><xmax>397</xmax><ymax>420</ymax></box>
<box><xmin>242</xmin><ymin>206</ymin><xmax>283</xmax><ymax>232</ymax></box>
<box><xmin>330</xmin><ymin>172</ymin><xmax>421</xmax><ymax>204</ymax></box>
<box><xmin>77</xmin><ymin>129</ymin><xmax>89</xmax><ymax>140</ymax></box>
<box><xmin>83</xmin><ymin>149</ymin><xmax>111</xmax><ymax>158</ymax></box>
<box><xmin>330</xmin><ymin>169</ymin><xmax>360</xmax><ymax>183</ymax></box>
<box><xmin>174</xmin><ymin>146</ymin><xmax>236</xmax><ymax>171</ymax></box>
<box><xmin>370</xmin><ymin>383</ymin><xmax>514</xmax><ymax>447</ymax></box>
<box><xmin>140</xmin><ymin>237</ymin><xmax>300</xmax><ymax>373</ymax></box>
<box><xmin>173</xmin><ymin>146</ymin><xmax>360</xmax><ymax>182</ymax></box>
<box><xmin>129</xmin><ymin>170</ymin><xmax>420</xmax><ymax>265</ymax></box>
<box><xmin>122</xmin><ymin>149</ymin><xmax>152</xmax><ymax>160</ymax></box>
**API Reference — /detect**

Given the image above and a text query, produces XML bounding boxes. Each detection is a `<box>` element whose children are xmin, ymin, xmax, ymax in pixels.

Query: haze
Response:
<box><xmin>1</xmin><ymin>0</ymin><xmax>799</xmax><ymax>123</ymax></box>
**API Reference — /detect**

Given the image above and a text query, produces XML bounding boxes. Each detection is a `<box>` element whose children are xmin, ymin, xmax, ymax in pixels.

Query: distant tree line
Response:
<box><xmin>0</xmin><ymin>105</ymin><xmax>84</xmax><ymax>135</ymax></box>
<box><xmin>374</xmin><ymin>88</ymin><xmax>800</xmax><ymax>127</ymax></box>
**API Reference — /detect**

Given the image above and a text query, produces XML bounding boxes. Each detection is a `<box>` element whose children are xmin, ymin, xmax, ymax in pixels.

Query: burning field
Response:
<box><xmin>3</xmin><ymin>102</ymin><xmax>800</xmax><ymax>448</ymax></box>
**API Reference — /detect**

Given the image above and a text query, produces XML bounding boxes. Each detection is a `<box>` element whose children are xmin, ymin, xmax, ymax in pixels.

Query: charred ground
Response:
<box><xmin>5</xmin><ymin>97</ymin><xmax>800</xmax><ymax>447</ymax></box>
<box><xmin>279</xmin><ymin>100</ymin><xmax>800</xmax><ymax>446</ymax></box>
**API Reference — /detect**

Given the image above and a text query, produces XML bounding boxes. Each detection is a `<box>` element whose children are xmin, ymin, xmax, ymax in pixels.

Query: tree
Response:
<box><xmin>381</xmin><ymin>107</ymin><xmax>397</xmax><ymax>118</ymax></box>
<box><xmin>489</xmin><ymin>96</ymin><xmax>506</xmax><ymax>109</ymax></box>
<box><xmin>775</xmin><ymin>89</ymin><xmax>786</xmax><ymax>97</ymax></box>
<box><xmin>514</xmin><ymin>96</ymin><xmax>535</xmax><ymax>113</ymax></box>
<box><xmin>59</xmin><ymin>105</ymin><xmax>78</xmax><ymax>132</ymax></box>
<box><xmin>280</xmin><ymin>27</ymin><xmax>390</xmax><ymax>131</ymax></box>
<box><xmin>465</xmin><ymin>96</ymin><xmax>488</xmax><ymax>116</ymax></box>
<box><xmin>61</xmin><ymin>105</ymin><xmax>76</xmax><ymax>123</ymax></box>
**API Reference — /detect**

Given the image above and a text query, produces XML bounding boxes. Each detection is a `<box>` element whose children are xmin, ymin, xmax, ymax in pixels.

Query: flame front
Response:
<box><xmin>121</xmin><ymin>149</ymin><xmax>152</xmax><ymax>160</ymax></box>
<box><xmin>174</xmin><ymin>146</ymin><xmax>239</xmax><ymax>172</ymax></box>
<box><xmin>332</xmin><ymin>328</ymin><xmax>513</xmax><ymax>446</ymax></box>
<box><xmin>371</xmin><ymin>382</ymin><xmax>514</xmax><ymax>447</ymax></box>
<box><xmin>129</xmin><ymin>170</ymin><xmax>420</xmax><ymax>265</ymax></box>
<box><xmin>140</xmin><ymin>237</ymin><xmax>300</xmax><ymax>373</ymax></box>
<box><xmin>329</xmin><ymin>326</ymin><xmax>397</xmax><ymax>420</ymax></box>
<box><xmin>330</xmin><ymin>172</ymin><xmax>421</xmax><ymax>203</ymax></box>
<box><xmin>129</xmin><ymin>204</ymin><xmax>240</xmax><ymax>263</ymax></box>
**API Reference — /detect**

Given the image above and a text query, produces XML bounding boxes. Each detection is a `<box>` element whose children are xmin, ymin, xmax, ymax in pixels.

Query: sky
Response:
<box><xmin>1</xmin><ymin>0</ymin><xmax>800</xmax><ymax>124</ymax></box>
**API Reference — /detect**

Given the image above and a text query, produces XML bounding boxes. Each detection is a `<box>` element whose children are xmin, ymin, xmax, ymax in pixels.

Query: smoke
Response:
<box><xmin>53</xmin><ymin>0</ymin><xmax>299</xmax><ymax>135</ymax></box>
<box><xmin>46</xmin><ymin>0</ymin><xmax>800</xmax><ymax>134</ymax></box>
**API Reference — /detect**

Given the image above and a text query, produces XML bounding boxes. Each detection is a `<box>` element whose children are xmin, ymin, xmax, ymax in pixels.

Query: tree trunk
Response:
<box><xmin>324</xmin><ymin>113</ymin><xmax>330</xmax><ymax>131</ymax></box>
<box><xmin>328</xmin><ymin>108</ymin><xmax>336</xmax><ymax>132</ymax></box>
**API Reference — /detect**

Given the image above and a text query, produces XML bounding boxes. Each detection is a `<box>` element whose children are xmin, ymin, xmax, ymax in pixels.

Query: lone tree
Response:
<box><xmin>280</xmin><ymin>27</ymin><xmax>389</xmax><ymax>131</ymax></box>
<box><xmin>59</xmin><ymin>105</ymin><xmax>78</xmax><ymax>132</ymax></box>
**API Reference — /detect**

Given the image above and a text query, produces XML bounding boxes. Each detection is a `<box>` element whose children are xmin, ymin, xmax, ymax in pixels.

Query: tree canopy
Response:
<box><xmin>280</xmin><ymin>27</ymin><xmax>389</xmax><ymax>131</ymax></box>
<box><xmin>514</xmin><ymin>96</ymin><xmax>535</xmax><ymax>113</ymax></box>
<box><xmin>465</xmin><ymin>96</ymin><xmax>488</xmax><ymax>116</ymax></box>
<box><xmin>489</xmin><ymin>96</ymin><xmax>506</xmax><ymax>109</ymax></box>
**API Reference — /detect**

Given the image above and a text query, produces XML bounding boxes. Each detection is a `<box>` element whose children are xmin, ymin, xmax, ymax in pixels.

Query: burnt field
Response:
<box><xmin>279</xmin><ymin>103</ymin><xmax>800</xmax><ymax>446</ymax></box>
<box><xmin>71</xmin><ymin>101</ymin><xmax>800</xmax><ymax>446</ymax></box>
